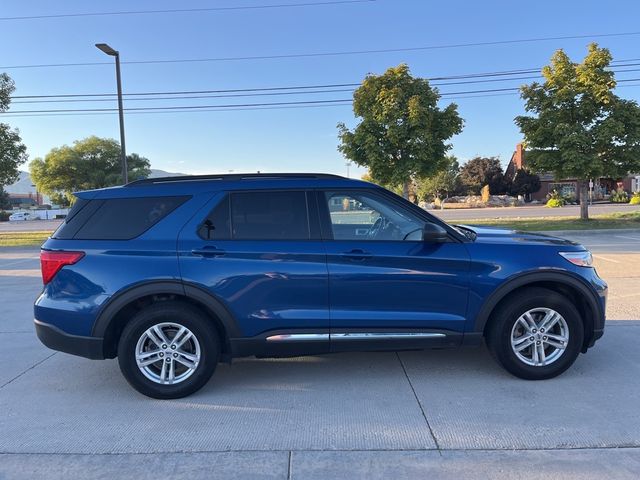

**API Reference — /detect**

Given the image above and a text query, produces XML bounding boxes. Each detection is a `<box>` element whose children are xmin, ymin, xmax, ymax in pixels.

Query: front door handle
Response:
<box><xmin>191</xmin><ymin>247</ymin><xmax>226</xmax><ymax>257</ymax></box>
<box><xmin>340</xmin><ymin>249</ymin><xmax>372</xmax><ymax>261</ymax></box>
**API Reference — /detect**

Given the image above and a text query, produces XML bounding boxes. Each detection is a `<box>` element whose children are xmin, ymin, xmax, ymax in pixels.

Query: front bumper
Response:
<box><xmin>34</xmin><ymin>319</ymin><xmax>104</xmax><ymax>360</ymax></box>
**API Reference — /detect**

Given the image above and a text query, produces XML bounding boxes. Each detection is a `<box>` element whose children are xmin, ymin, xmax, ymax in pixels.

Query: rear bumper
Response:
<box><xmin>34</xmin><ymin>319</ymin><xmax>104</xmax><ymax>360</ymax></box>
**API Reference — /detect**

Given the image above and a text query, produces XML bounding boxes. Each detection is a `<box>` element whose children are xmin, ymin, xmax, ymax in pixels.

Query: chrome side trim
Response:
<box><xmin>265</xmin><ymin>332</ymin><xmax>447</xmax><ymax>342</ymax></box>
<box><xmin>266</xmin><ymin>334</ymin><xmax>330</xmax><ymax>342</ymax></box>
<box><xmin>331</xmin><ymin>333</ymin><xmax>446</xmax><ymax>340</ymax></box>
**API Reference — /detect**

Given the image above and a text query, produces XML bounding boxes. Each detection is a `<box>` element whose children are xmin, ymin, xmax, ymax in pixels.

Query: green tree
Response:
<box><xmin>30</xmin><ymin>136</ymin><xmax>151</xmax><ymax>200</ymax></box>
<box><xmin>416</xmin><ymin>156</ymin><xmax>460</xmax><ymax>201</ymax></box>
<box><xmin>459</xmin><ymin>156</ymin><xmax>506</xmax><ymax>195</ymax></box>
<box><xmin>338</xmin><ymin>64</ymin><xmax>463</xmax><ymax>199</ymax></box>
<box><xmin>49</xmin><ymin>192</ymin><xmax>71</xmax><ymax>208</ymax></box>
<box><xmin>509</xmin><ymin>169</ymin><xmax>541</xmax><ymax>201</ymax></box>
<box><xmin>0</xmin><ymin>73</ymin><xmax>28</xmax><ymax>189</ymax></box>
<box><xmin>516</xmin><ymin>43</ymin><xmax>640</xmax><ymax>219</ymax></box>
<box><xmin>0</xmin><ymin>188</ymin><xmax>11</xmax><ymax>210</ymax></box>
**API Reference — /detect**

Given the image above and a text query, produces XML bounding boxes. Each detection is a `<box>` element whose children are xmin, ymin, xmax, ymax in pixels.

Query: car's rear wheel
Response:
<box><xmin>117</xmin><ymin>301</ymin><xmax>220</xmax><ymax>399</ymax></box>
<box><xmin>486</xmin><ymin>287</ymin><xmax>584</xmax><ymax>380</ymax></box>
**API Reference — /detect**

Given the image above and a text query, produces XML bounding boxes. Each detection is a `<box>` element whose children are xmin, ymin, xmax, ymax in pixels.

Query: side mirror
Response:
<box><xmin>423</xmin><ymin>223</ymin><xmax>448</xmax><ymax>243</ymax></box>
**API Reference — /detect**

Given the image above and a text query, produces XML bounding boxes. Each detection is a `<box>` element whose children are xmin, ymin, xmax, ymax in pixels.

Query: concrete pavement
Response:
<box><xmin>1</xmin><ymin>239</ymin><xmax>639</xmax><ymax>479</ymax></box>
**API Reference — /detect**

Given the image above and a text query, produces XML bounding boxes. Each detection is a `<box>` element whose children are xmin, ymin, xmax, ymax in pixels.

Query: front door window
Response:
<box><xmin>324</xmin><ymin>191</ymin><xmax>424</xmax><ymax>241</ymax></box>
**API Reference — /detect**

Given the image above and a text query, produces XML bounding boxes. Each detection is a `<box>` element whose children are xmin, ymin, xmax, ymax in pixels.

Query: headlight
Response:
<box><xmin>559</xmin><ymin>251</ymin><xmax>593</xmax><ymax>267</ymax></box>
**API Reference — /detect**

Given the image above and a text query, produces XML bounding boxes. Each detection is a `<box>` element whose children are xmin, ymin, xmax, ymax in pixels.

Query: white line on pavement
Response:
<box><xmin>592</xmin><ymin>255</ymin><xmax>621</xmax><ymax>263</ymax></box>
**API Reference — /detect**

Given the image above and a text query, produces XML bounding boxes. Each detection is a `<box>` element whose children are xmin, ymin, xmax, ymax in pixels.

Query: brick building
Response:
<box><xmin>505</xmin><ymin>143</ymin><xmax>640</xmax><ymax>201</ymax></box>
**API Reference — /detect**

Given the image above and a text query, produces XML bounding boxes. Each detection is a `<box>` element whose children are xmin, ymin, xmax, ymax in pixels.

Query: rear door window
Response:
<box><xmin>229</xmin><ymin>191</ymin><xmax>310</xmax><ymax>240</ymax></box>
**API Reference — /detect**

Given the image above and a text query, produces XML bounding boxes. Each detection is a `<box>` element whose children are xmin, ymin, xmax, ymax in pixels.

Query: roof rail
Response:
<box><xmin>126</xmin><ymin>172</ymin><xmax>345</xmax><ymax>187</ymax></box>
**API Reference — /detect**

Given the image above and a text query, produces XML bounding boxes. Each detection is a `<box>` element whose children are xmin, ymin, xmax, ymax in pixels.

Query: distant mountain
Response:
<box><xmin>4</xmin><ymin>169</ymin><xmax>187</xmax><ymax>194</ymax></box>
<box><xmin>4</xmin><ymin>171</ymin><xmax>33</xmax><ymax>194</ymax></box>
<box><xmin>147</xmin><ymin>169</ymin><xmax>187</xmax><ymax>179</ymax></box>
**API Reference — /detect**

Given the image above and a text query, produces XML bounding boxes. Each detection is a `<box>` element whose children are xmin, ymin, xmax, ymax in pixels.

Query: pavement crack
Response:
<box><xmin>0</xmin><ymin>352</ymin><xmax>57</xmax><ymax>390</ymax></box>
<box><xmin>396</xmin><ymin>352</ymin><xmax>442</xmax><ymax>453</ymax></box>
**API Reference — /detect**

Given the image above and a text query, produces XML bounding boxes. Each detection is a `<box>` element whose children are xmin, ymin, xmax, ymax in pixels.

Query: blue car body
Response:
<box><xmin>34</xmin><ymin>174</ymin><xmax>607</xmax><ymax>362</ymax></box>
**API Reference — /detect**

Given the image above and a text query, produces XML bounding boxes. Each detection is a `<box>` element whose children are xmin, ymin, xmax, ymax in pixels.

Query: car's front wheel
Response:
<box><xmin>117</xmin><ymin>301</ymin><xmax>220</xmax><ymax>399</ymax></box>
<box><xmin>486</xmin><ymin>287</ymin><xmax>584</xmax><ymax>380</ymax></box>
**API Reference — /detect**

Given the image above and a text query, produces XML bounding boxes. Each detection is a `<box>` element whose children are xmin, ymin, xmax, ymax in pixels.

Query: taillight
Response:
<box><xmin>40</xmin><ymin>250</ymin><xmax>85</xmax><ymax>284</ymax></box>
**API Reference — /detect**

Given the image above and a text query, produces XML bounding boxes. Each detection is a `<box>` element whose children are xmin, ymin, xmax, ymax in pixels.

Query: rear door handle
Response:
<box><xmin>191</xmin><ymin>247</ymin><xmax>226</xmax><ymax>257</ymax></box>
<box><xmin>340</xmin><ymin>249</ymin><xmax>372</xmax><ymax>261</ymax></box>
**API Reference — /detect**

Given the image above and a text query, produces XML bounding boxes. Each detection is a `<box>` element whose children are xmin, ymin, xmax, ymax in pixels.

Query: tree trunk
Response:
<box><xmin>579</xmin><ymin>180</ymin><xmax>589</xmax><ymax>221</ymax></box>
<box><xmin>402</xmin><ymin>179</ymin><xmax>410</xmax><ymax>200</ymax></box>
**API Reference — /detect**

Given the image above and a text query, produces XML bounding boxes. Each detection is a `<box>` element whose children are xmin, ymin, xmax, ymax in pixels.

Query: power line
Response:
<box><xmin>0</xmin><ymin>102</ymin><xmax>356</xmax><ymax>119</ymax></box>
<box><xmin>11</xmin><ymin>88</ymin><xmax>357</xmax><ymax>104</ymax></box>
<box><xmin>1</xmin><ymin>98</ymin><xmax>355</xmax><ymax>114</ymax></box>
<box><xmin>11</xmin><ymin>83</ymin><xmax>362</xmax><ymax>99</ymax></box>
<box><xmin>10</xmin><ymin>63</ymin><xmax>640</xmax><ymax>104</ymax></box>
<box><xmin>0</xmin><ymin>1</ymin><xmax>374</xmax><ymax>21</ymax></box>
<box><xmin>6</xmin><ymin>82</ymin><xmax>640</xmax><ymax>118</ymax></box>
<box><xmin>5</xmin><ymin>77</ymin><xmax>640</xmax><ymax>116</ymax></box>
<box><xmin>2</xmin><ymin>34</ymin><xmax>640</xmax><ymax>70</ymax></box>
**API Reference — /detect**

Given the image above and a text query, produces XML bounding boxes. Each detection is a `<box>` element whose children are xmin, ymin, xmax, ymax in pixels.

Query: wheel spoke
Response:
<box><xmin>175</xmin><ymin>330</ymin><xmax>193</xmax><ymax>349</ymax></box>
<box><xmin>545</xmin><ymin>332</ymin><xmax>568</xmax><ymax>344</ymax></box>
<box><xmin>152</xmin><ymin>326</ymin><xmax>170</xmax><ymax>346</ymax></box>
<box><xmin>514</xmin><ymin>339</ymin><xmax>534</xmax><ymax>352</ymax></box>
<box><xmin>531</xmin><ymin>341</ymin><xmax>539</xmax><ymax>364</ymax></box>
<box><xmin>545</xmin><ymin>338</ymin><xmax>566</xmax><ymax>349</ymax></box>
<box><xmin>516</xmin><ymin>317</ymin><xmax>529</xmax><ymax>331</ymax></box>
<box><xmin>168</xmin><ymin>359</ymin><xmax>175</xmax><ymax>384</ymax></box>
<box><xmin>513</xmin><ymin>335</ymin><xmax>531</xmax><ymax>346</ymax></box>
<box><xmin>146</xmin><ymin>329</ymin><xmax>164</xmax><ymax>348</ymax></box>
<box><xmin>540</xmin><ymin>311</ymin><xmax>560</xmax><ymax>332</ymax></box>
<box><xmin>137</xmin><ymin>353</ymin><xmax>163</xmax><ymax>367</ymax></box>
<box><xmin>160</xmin><ymin>359</ymin><xmax>168</xmax><ymax>383</ymax></box>
<box><xmin>538</xmin><ymin>343</ymin><xmax>546</xmax><ymax>365</ymax></box>
<box><xmin>174</xmin><ymin>350</ymin><xmax>198</xmax><ymax>368</ymax></box>
<box><xmin>521</xmin><ymin>312</ymin><xmax>537</xmax><ymax>330</ymax></box>
<box><xmin>136</xmin><ymin>349</ymin><xmax>159</xmax><ymax>361</ymax></box>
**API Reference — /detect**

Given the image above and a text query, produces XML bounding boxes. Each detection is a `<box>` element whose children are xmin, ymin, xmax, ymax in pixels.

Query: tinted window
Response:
<box><xmin>230</xmin><ymin>191</ymin><xmax>309</xmax><ymax>240</ymax></box>
<box><xmin>198</xmin><ymin>195</ymin><xmax>231</xmax><ymax>240</ymax></box>
<box><xmin>323</xmin><ymin>191</ymin><xmax>424</xmax><ymax>241</ymax></box>
<box><xmin>52</xmin><ymin>198</ymin><xmax>104</xmax><ymax>240</ymax></box>
<box><xmin>70</xmin><ymin>196</ymin><xmax>189</xmax><ymax>240</ymax></box>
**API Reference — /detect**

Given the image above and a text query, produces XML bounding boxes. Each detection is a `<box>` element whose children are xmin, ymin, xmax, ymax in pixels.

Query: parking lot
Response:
<box><xmin>1</xmin><ymin>231</ymin><xmax>639</xmax><ymax>479</ymax></box>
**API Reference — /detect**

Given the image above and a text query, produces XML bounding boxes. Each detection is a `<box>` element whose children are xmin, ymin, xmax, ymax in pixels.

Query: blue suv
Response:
<box><xmin>34</xmin><ymin>174</ymin><xmax>607</xmax><ymax>398</ymax></box>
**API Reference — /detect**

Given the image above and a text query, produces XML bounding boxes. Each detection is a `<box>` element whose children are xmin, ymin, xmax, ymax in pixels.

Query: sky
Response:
<box><xmin>2</xmin><ymin>0</ymin><xmax>640</xmax><ymax>181</ymax></box>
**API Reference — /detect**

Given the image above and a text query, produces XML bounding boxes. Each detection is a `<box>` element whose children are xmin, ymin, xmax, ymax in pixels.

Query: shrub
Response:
<box><xmin>630</xmin><ymin>192</ymin><xmax>640</xmax><ymax>205</ymax></box>
<box><xmin>546</xmin><ymin>189</ymin><xmax>566</xmax><ymax>208</ymax></box>
<box><xmin>611</xmin><ymin>188</ymin><xmax>629</xmax><ymax>203</ymax></box>
<box><xmin>480</xmin><ymin>184</ymin><xmax>490</xmax><ymax>203</ymax></box>
<box><xmin>0</xmin><ymin>211</ymin><xmax>10</xmax><ymax>222</ymax></box>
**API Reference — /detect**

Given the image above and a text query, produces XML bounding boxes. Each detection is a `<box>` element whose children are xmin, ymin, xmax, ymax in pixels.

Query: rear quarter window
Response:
<box><xmin>53</xmin><ymin>196</ymin><xmax>189</xmax><ymax>240</ymax></box>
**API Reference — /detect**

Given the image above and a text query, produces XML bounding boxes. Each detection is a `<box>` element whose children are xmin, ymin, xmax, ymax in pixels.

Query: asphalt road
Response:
<box><xmin>1</xmin><ymin>231</ymin><xmax>639</xmax><ymax>479</ymax></box>
<box><xmin>1</xmin><ymin>203</ymin><xmax>639</xmax><ymax>233</ymax></box>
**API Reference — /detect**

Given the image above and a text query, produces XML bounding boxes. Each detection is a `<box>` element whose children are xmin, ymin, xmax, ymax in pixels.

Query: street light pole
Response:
<box><xmin>95</xmin><ymin>43</ymin><xmax>128</xmax><ymax>184</ymax></box>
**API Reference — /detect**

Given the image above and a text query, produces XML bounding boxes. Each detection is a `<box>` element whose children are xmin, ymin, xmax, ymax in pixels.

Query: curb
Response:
<box><xmin>536</xmin><ymin>228</ymin><xmax>640</xmax><ymax>236</ymax></box>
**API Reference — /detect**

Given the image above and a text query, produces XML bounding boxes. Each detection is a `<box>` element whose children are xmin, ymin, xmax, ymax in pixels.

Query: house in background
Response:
<box><xmin>8</xmin><ymin>192</ymin><xmax>42</xmax><ymax>208</ymax></box>
<box><xmin>505</xmin><ymin>143</ymin><xmax>640</xmax><ymax>201</ymax></box>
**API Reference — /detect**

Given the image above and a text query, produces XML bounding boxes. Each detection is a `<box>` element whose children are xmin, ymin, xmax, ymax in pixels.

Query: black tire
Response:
<box><xmin>117</xmin><ymin>301</ymin><xmax>220</xmax><ymax>399</ymax></box>
<box><xmin>486</xmin><ymin>287</ymin><xmax>584</xmax><ymax>380</ymax></box>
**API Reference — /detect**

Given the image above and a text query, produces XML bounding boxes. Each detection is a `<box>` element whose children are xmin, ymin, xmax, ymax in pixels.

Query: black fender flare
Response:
<box><xmin>473</xmin><ymin>270</ymin><xmax>604</xmax><ymax>335</ymax></box>
<box><xmin>91</xmin><ymin>280</ymin><xmax>243</xmax><ymax>339</ymax></box>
